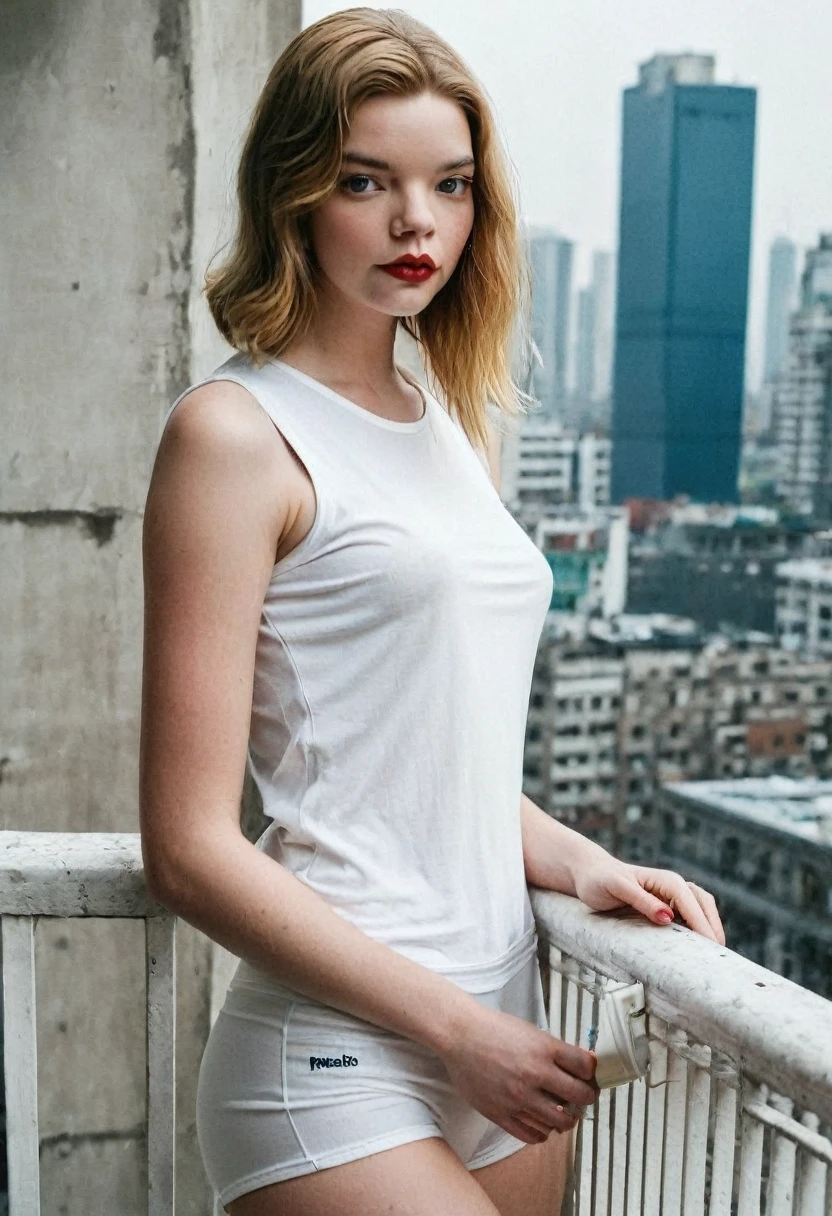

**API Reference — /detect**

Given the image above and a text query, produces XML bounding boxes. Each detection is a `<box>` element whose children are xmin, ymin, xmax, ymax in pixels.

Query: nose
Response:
<box><xmin>391</xmin><ymin>185</ymin><xmax>436</xmax><ymax>239</ymax></box>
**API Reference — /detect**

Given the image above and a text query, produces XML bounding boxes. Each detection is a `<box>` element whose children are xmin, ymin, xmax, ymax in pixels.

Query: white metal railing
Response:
<box><xmin>0</xmin><ymin>832</ymin><xmax>176</xmax><ymax>1216</ymax></box>
<box><xmin>529</xmin><ymin>888</ymin><xmax>832</xmax><ymax>1215</ymax></box>
<box><xmin>2</xmin><ymin>832</ymin><xmax>831</xmax><ymax>1215</ymax></box>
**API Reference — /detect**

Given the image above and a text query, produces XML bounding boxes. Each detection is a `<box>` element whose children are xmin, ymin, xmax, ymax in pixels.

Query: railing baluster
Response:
<box><xmin>2</xmin><ymin>915</ymin><xmax>41</xmax><ymax>1216</ymax></box>
<box><xmin>593</xmin><ymin>1087</ymin><xmax>612</xmax><ymax>1215</ymax></box>
<box><xmin>625</xmin><ymin>1077</ymin><xmax>647</xmax><ymax>1216</ymax></box>
<box><xmin>146</xmin><ymin>915</ymin><xmax>177</xmax><ymax>1216</ymax></box>
<box><xmin>610</xmin><ymin>1080</ymin><xmax>629</xmax><ymax>1216</ymax></box>
<box><xmin>548</xmin><ymin>944</ymin><xmax>564</xmax><ymax>1040</ymax></box>
<box><xmin>643</xmin><ymin>1019</ymin><xmax>668</xmax><ymax>1216</ymax></box>
<box><xmin>663</xmin><ymin>1027</ymin><xmax>690</xmax><ymax>1216</ymax></box>
<box><xmin>710</xmin><ymin>1052</ymin><xmax>740</xmax><ymax>1216</ymax></box>
<box><xmin>577</xmin><ymin>969</ymin><xmax>596</xmax><ymax>1215</ymax></box>
<box><xmin>562</xmin><ymin>953</ymin><xmax>582</xmax><ymax>1216</ymax></box>
<box><xmin>738</xmin><ymin>1083</ymin><xmax>768</xmax><ymax>1216</ymax></box>
<box><xmin>766</xmin><ymin>1094</ymin><xmax>797</xmax><ymax>1215</ymax></box>
<box><xmin>794</xmin><ymin>1113</ymin><xmax>827</xmax><ymax>1215</ymax></box>
<box><xmin>681</xmin><ymin>1042</ymin><xmax>711</xmax><ymax>1216</ymax></box>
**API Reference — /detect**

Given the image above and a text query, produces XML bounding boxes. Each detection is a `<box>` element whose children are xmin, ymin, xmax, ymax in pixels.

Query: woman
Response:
<box><xmin>139</xmin><ymin>9</ymin><xmax>725</xmax><ymax>1214</ymax></box>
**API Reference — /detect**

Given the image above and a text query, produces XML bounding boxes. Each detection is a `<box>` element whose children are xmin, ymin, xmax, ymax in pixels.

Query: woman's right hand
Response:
<box><xmin>437</xmin><ymin>1003</ymin><xmax>599</xmax><ymax>1144</ymax></box>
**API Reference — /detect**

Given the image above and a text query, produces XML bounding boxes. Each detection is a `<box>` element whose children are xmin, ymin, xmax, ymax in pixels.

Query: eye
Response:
<box><xmin>437</xmin><ymin>176</ymin><xmax>473</xmax><ymax>196</ymax></box>
<box><xmin>340</xmin><ymin>174</ymin><xmax>381</xmax><ymax>194</ymax></box>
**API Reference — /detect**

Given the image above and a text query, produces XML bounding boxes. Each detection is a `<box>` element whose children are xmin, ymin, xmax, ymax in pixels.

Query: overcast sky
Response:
<box><xmin>303</xmin><ymin>0</ymin><xmax>832</xmax><ymax>390</ymax></box>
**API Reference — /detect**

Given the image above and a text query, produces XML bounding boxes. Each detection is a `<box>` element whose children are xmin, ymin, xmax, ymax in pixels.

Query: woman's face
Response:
<box><xmin>308</xmin><ymin>91</ymin><xmax>475</xmax><ymax>317</ymax></box>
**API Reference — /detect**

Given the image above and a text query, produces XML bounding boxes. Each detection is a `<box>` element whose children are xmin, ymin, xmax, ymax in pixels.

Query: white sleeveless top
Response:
<box><xmin>163</xmin><ymin>352</ymin><xmax>554</xmax><ymax>993</ymax></box>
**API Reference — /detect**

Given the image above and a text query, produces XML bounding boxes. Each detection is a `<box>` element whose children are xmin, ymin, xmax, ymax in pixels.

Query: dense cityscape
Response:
<box><xmin>510</xmin><ymin>52</ymin><xmax>832</xmax><ymax>1000</ymax></box>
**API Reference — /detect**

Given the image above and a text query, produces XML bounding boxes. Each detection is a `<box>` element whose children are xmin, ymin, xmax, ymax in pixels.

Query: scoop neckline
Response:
<box><xmin>270</xmin><ymin>358</ymin><xmax>431</xmax><ymax>432</ymax></box>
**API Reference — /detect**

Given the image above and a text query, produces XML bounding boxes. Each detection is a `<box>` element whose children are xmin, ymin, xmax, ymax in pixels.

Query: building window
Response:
<box><xmin>719</xmin><ymin>837</ymin><xmax>740</xmax><ymax>880</ymax></box>
<box><xmin>749</xmin><ymin>851</ymin><xmax>771</xmax><ymax>893</ymax></box>
<box><xmin>800</xmin><ymin>864</ymin><xmax>827</xmax><ymax>915</ymax></box>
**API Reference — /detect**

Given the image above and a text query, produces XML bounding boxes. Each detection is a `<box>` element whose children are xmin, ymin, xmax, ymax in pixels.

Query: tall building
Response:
<box><xmin>772</xmin><ymin>234</ymin><xmax>832</xmax><ymax>520</ymax></box>
<box><xmin>591</xmin><ymin>250</ymin><xmax>615</xmax><ymax>404</ymax></box>
<box><xmin>764</xmin><ymin>237</ymin><xmax>799</xmax><ymax>385</ymax></box>
<box><xmin>610</xmin><ymin>53</ymin><xmax>756</xmax><ymax>505</ymax></box>
<box><xmin>571</xmin><ymin>252</ymin><xmax>615</xmax><ymax>407</ymax></box>
<box><xmin>574</xmin><ymin>286</ymin><xmax>596</xmax><ymax>402</ymax></box>
<box><xmin>527</xmin><ymin>227</ymin><xmax>574</xmax><ymax>420</ymax></box>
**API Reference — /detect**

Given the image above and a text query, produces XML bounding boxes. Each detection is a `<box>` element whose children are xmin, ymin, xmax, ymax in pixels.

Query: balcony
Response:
<box><xmin>2</xmin><ymin>830</ymin><xmax>831</xmax><ymax>1215</ymax></box>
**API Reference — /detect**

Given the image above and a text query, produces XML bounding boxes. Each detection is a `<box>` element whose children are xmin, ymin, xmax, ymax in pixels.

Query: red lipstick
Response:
<box><xmin>379</xmin><ymin>253</ymin><xmax>437</xmax><ymax>283</ymax></box>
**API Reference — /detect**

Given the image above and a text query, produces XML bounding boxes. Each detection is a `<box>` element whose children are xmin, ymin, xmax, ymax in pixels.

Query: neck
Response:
<box><xmin>284</xmin><ymin>278</ymin><xmax>404</xmax><ymax>390</ymax></box>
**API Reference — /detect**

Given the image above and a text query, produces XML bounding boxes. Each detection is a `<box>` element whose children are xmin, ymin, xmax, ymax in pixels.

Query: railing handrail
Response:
<box><xmin>529</xmin><ymin>886</ymin><xmax>832</xmax><ymax>1124</ymax></box>
<box><xmin>0</xmin><ymin>830</ymin><xmax>164</xmax><ymax>917</ymax></box>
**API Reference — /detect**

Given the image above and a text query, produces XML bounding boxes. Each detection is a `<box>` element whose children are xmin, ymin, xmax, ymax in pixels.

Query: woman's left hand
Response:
<box><xmin>572</xmin><ymin>858</ymin><xmax>726</xmax><ymax>945</ymax></box>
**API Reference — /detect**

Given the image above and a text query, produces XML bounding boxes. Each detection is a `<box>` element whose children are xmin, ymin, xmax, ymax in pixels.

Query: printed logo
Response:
<box><xmin>310</xmin><ymin>1054</ymin><xmax>359</xmax><ymax>1071</ymax></box>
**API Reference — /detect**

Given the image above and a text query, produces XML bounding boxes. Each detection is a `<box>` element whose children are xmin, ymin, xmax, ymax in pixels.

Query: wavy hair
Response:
<box><xmin>204</xmin><ymin>7</ymin><xmax>535</xmax><ymax>452</ymax></box>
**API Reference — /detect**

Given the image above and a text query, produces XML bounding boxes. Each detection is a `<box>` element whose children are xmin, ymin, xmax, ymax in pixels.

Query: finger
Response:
<box><xmin>519</xmin><ymin>1102</ymin><xmax>577</xmax><ymax>1137</ymax></box>
<box><xmin>687</xmin><ymin>883</ymin><xmax>726</xmax><ymax>946</ymax></box>
<box><xmin>536</xmin><ymin>1094</ymin><xmax>584</xmax><ymax>1130</ymax></box>
<box><xmin>517</xmin><ymin>1109</ymin><xmax>556</xmax><ymax>1136</ymax></box>
<box><xmin>547</xmin><ymin>1065</ymin><xmax>598</xmax><ymax>1107</ymax></box>
<box><xmin>503</xmin><ymin>1115</ymin><xmax>548</xmax><ymax>1144</ymax></box>
<box><xmin>551</xmin><ymin>1039</ymin><xmax>598</xmax><ymax>1084</ymax></box>
<box><xmin>598</xmin><ymin>868</ymin><xmax>676</xmax><ymax>927</ymax></box>
<box><xmin>625</xmin><ymin>867</ymin><xmax>719</xmax><ymax>941</ymax></box>
<box><xmin>663</xmin><ymin>879</ymin><xmax>719</xmax><ymax>941</ymax></box>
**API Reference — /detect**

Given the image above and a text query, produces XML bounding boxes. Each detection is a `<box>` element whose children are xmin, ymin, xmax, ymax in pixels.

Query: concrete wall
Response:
<box><xmin>1</xmin><ymin>1</ymin><xmax>301</xmax><ymax>1210</ymax></box>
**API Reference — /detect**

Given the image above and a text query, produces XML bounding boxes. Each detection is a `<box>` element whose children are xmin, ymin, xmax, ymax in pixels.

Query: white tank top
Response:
<box><xmin>163</xmin><ymin>352</ymin><xmax>554</xmax><ymax>992</ymax></box>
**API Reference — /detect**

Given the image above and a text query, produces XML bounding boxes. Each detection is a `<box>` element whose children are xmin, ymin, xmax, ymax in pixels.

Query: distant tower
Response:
<box><xmin>527</xmin><ymin>227</ymin><xmax>574</xmax><ymax>420</ymax></box>
<box><xmin>575</xmin><ymin>286</ymin><xmax>596</xmax><ymax>402</ymax></box>
<box><xmin>591</xmin><ymin>250</ymin><xmax>615</xmax><ymax>402</ymax></box>
<box><xmin>772</xmin><ymin>234</ymin><xmax>832</xmax><ymax>520</ymax></box>
<box><xmin>610</xmin><ymin>53</ymin><xmax>756</xmax><ymax>504</ymax></box>
<box><xmin>764</xmin><ymin>237</ymin><xmax>799</xmax><ymax>384</ymax></box>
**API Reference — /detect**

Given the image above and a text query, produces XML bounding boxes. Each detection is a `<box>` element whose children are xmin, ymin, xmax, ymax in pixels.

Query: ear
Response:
<box><xmin>484</xmin><ymin>418</ymin><xmax>502</xmax><ymax>495</ymax></box>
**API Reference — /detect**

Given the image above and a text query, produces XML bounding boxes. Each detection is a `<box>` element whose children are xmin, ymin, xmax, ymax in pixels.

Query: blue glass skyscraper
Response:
<box><xmin>610</xmin><ymin>54</ymin><xmax>756</xmax><ymax>504</ymax></box>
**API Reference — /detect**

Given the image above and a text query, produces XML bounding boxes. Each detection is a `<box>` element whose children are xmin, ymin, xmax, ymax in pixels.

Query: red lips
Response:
<box><xmin>380</xmin><ymin>253</ymin><xmax>437</xmax><ymax>269</ymax></box>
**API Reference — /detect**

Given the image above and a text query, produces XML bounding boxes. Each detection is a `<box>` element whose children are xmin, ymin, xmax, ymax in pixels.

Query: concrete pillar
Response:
<box><xmin>1</xmin><ymin>2</ymin><xmax>301</xmax><ymax>1211</ymax></box>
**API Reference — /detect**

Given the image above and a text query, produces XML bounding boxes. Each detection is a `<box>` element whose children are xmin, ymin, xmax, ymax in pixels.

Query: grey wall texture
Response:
<box><xmin>1</xmin><ymin>1</ymin><xmax>301</xmax><ymax>1210</ymax></box>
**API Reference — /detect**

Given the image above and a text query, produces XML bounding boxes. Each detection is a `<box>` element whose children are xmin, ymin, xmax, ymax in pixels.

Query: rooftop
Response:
<box><xmin>777</xmin><ymin>558</ymin><xmax>832</xmax><ymax>587</ymax></box>
<box><xmin>668</xmin><ymin>776</ymin><xmax>832</xmax><ymax>849</ymax></box>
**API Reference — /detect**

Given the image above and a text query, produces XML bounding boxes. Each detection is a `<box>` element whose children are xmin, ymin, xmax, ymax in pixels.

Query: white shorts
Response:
<box><xmin>196</xmin><ymin>926</ymin><xmax>547</xmax><ymax>1208</ymax></box>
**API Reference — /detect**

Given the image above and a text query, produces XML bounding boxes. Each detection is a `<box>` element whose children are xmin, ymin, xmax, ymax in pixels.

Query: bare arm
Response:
<box><xmin>520</xmin><ymin>791</ymin><xmax>611</xmax><ymax>895</ymax></box>
<box><xmin>140</xmin><ymin>381</ymin><xmax>481</xmax><ymax>1057</ymax></box>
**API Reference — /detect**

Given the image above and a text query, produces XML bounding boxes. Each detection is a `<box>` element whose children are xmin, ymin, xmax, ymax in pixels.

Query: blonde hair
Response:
<box><xmin>205</xmin><ymin>7</ymin><xmax>534</xmax><ymax>451</ymax></box>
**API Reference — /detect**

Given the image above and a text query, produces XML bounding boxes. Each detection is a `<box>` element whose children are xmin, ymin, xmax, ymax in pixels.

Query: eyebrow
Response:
<box><xmin>342</xmin><ymin>152</ymin><xmax>475</xmax><ymax>173</ymax></box>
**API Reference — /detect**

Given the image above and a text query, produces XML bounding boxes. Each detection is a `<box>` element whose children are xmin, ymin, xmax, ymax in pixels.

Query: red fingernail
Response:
<box><xmin>658</xmin><ymin>909</ymin><xmax>673</xmax><ymax>922</ymax></box>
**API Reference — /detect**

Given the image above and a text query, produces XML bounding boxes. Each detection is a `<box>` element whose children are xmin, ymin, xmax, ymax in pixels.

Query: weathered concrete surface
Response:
<box><xmin>1</xmin><ymin>1</ymin><xmax>302</xmax><ymax>1211</ymax></box>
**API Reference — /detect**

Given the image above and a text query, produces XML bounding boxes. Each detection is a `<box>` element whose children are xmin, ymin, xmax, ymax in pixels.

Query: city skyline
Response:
<box><xmin>303</xmin><ymin>0</ymin><xmax>832</xmax><ymax>392</ymax></box>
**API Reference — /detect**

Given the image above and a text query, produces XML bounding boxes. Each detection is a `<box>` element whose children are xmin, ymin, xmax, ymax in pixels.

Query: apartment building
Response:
<box><xmin>655</xmin><ymin>777</ymin><xmax>832</xmax><ymax>998</ymax></box>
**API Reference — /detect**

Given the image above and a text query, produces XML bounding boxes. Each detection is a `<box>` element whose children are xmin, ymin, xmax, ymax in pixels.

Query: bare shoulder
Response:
<box><xmin>156</xmin><ymin>378</ymin><xmax>294</xmax><ymax>480</ymax></box>
<box><xmin>147</xmin><ymin>378</ymin><xmax>303</xmax><ymax>560</ymax></box>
